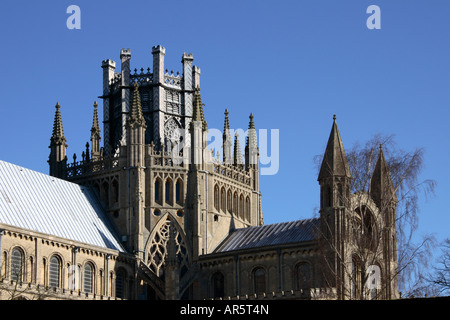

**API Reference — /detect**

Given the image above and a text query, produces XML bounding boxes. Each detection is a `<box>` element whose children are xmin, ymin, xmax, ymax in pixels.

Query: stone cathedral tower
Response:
<box><xmin>47</xmin><ymin>46</ymin><xmax>262</xmax><ymax>299</ymax></box>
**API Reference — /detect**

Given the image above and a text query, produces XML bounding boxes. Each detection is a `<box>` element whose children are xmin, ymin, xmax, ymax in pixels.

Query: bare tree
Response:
<box><xmin>427</xmin><ymin>238</ymin><xmax>450</xmax><ymax>296</ymax></box>
<box><xmin>314</xmin><ymin>133</ymin><xmax>436</xmax><ymax>299</ymax></box>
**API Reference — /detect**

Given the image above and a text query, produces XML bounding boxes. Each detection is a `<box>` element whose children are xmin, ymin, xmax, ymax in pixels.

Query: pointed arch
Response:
<box><xmin>154</xmin><ymin>177</ymin><xmax>162</xmax><ymax>205</ymax></box>
<box><xmin>227</xmin><ymin>189</ymin><xmax>232</xmax><ymax>214</ymax></box>
<box><xmin>239</xmin><ymin>194</ymin><xmax>244</xmax><ymax>219</ymax></box>
<box><xmin>245</xmin><ymin>196</ymin><xmax>250</xmax><ymax>221</ymax></box>
<box><xmin>165</xmin><ymin>177</ymin><xmax>173</xmax><ymax>205</ymax></box>
<box><xmin>175</xmin><ymin>178</ymin><xmax>183</xmax><ymax>205</ymax></box>
<box><xmin>214</xmin><ymin>184</ymin><xmax>220</xmax><ymax>211</ymax></box>
<box><xmin>145</xmin><ymin>213</ymin><xmax>191</xmax><ymax>278</ymax></box>
<box><xmin>233</xmin><ymin>191</ymin><xmax>238</xmax><ymax>216</ymax></box>
<box><xmin>220</xmin><ymin>187</ymin><xmax>226</xmax><ymax>213</ymax></box>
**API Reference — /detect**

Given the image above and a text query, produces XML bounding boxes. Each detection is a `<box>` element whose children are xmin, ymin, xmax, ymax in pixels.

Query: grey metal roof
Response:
<box><xmin>214</xmin><ymin>218</ymin><xmax>320</xmax><ymax>253</ymax></box>
<box><xmin>0</xmin><ymin>160</ymin><xmax>125</xmax><ymax>252</ymax></box>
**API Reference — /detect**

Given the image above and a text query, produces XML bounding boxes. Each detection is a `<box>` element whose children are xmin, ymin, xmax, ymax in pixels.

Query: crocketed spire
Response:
<box><xmin>51</xmin><ymin>102</ymin><xmax>67</xmax><ymax>145</ymax></box>
<box><xmin>128</xmin><ymin>82</ymin><xmax>146</xmax><ymax>126</ymax></box>
<box><xmin>234</xmin><ymin>132</ymin><xmax>244</xmax><ymax>166</ymax></box>
<box><xmin>192</xmin><ymin>86</ymin><xmax>207</xmax><ymax>130</ymax></box>
<box><xmin>91</xmin><ymin>101</ymin><xmax>101</xmax><ymax>137</ymax></box>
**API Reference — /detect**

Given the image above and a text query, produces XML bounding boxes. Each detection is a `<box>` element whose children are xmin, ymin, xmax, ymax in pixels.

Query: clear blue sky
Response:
<box><xmin>0</xmin><ymin>1</ymin><xmax>449</xmax><ymax>247</ymax></box>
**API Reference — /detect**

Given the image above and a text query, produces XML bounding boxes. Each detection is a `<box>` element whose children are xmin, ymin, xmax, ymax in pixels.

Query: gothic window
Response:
<box><xmin>175</xmin><ymin>179</ymin><xmax>183</xmax><ymax>205</ymax></box>
<box><xmin>354</xmin><ymin>206</ymin><xmax>377</xmax><ymax>250</ymax></box>
<box><xmin>227</xmin><ymin>190</ymin><xmax>232</xmax><ymax>214</ymax></box>
<box><xmin>154</xmin><ymin>178</ymin><xmax>162</xmax><ymax>204</ymax></box>
<box><xmin>211</xmin><ymin>272</ymin><xmax>225</xmax><ymax>298</ymax></box>
<box><xmin>338</xmin><ymin>183</ymin><xmax>344</xmax><ymax>206</ymax></box>
<box><xmin>164</xmin><ymin>118</ymin><xmax>181</xmax><ymax>149</ymax></box>
<box><xmin>165</xmin><ymin>178</ymin><xmax>173</xmax><ymax>204</ymax></box>
<box><xmin>221</xmin><ymin>187</ymin><xmax>226</xmax><ymax>213</ymax></box>
<box><xmin>296</xmin><ymin>262</ymin><xmax>312</xmax><ymax>290</ymax></box>
<box><xmin>253</xmin><ymin>267</ymin><xmax>266</xmax><ymax>294</ymax></box>
<box><xmin>49</xmin><ymin>255</ymin><xmax>61</xmax><ymax>288</ymax></box>
<box><xmin>115</xmin><ymin>269</ymin><xmax>125</xmax><ymax>299</ymax></box>
<box><xmin>327</xmin><ymin>185</ymin><xmax>332</xmax><ymax>207</ymax></box>
<box><xmin>11</xmin><ymin>248</ymin><xmax>24</xmax><ymax>281</ymax></box>
<box><xmin>112</xmin><ymin>179</ymin><xmax>119</xmax><ymax>203</ymax></box>
<box><xmin>351</xmin><ymin>256</ymin><xmax>362</xmax><ymax>299</ymax></box>
<box><xmin>233</xmin><ymin>192</ymin><xmax>238</xmax><ymax>216</ymax></box>
<box><xmin>245</xmin><ymin>197</ymin><xmax>251</xmax><ymax>221</ymax></box>
<box><xmin>102</xmin><ymin>182</ymin><xmax>109</xmax><ymax>207</ymax></box>
<box><xmin>84</xmin><ymin>263</ymin><xmax>94</xmax><ymax>294</ymax></box>
<box><xmin>239</xmin><ymin>194</ymin><xmax>244</xmax><ymax>219</ymax></box>
<box><xmin>214</xmin><ymin>185</ymin><xmax>219</xmax><ymax>211</ymax></box>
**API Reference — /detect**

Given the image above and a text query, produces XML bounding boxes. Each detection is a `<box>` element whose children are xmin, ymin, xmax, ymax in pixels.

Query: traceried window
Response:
<box><xmin>147</xmin><ymin>216</ymin><xmax>190</xmax><ymax>279</ymax></box>
<box><xmin>49</xmin><ymin>255</ymin><xmax>61</xmax><ymax>288</ymax></box>
<box><xmin>11</xmin><ymin>248</ymin><xmax>24</xmax><ymax>281</ymax></box>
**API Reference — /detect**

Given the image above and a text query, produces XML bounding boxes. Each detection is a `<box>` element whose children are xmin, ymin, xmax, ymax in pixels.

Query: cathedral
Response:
<box><xmin>0</xmin><ymin>46</ymin><xmax>399</xmax><ymax>300</ymax></box>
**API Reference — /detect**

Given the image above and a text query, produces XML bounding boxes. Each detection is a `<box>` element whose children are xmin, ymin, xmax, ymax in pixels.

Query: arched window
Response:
<box><xmin>338</xmin><ymin>183</ymin><xmax>344</xmax><ymax>206</ymax></box>
<box><xmin>11</xmin><ymin>248</ymin><xmax>24</xmax><ymax>281</ymax></box>
<box><xmin>245</xmin><ymin>197</ymin><xmax>250</xmax><ymax>221</ymax></box>
<box><xmin>351</xmin><ymin>256</ymin><xmax>362</xmax><ymax>299</ymax></box>
<box><xmin>211</xmin><ymin>272</ymin><xmax>224</xmax><ymax>298</ymax></box>
<box><xmin>354</xmin><ymin>206</ymin><xmax>377</xmax><ymax>250</ymax></box>
<box><xmin>102</xmin><ymin>182</ymin><xmax>109</xmax><ymax>207</ymax></box>
<box><xmin>176</xmin><ymin>179</ymin><xmax>183</xmax><ymax>205</ymax></box>
<box><xmin>49</xmin><ymin>255</ymin><xmax>61</xmax><ymax>288</ymax></box>
<box><xmin>84</xmin><ymin>263</ymin><xmax>94</xmax><ymax>294</ymax></box>
<box><xmin>233</xmin><ymin>192</ymin><xmax>238</xmax><ymax>216</ymax></box>
<box><xmin>112</xmin><ymin>179</ymin><xmax>119</xmax><ymax>203</ymax></box>
<box><xmin>227</xmin><ymin>190</ymin><xmax>232</xmax><ymax>214</ymax></box>
<box><xmin>165</xmin><ymin>178</ymin><xmax>172</xmax><ymax>204</ymax></box>
<box><xmin>253</xmin><ymin>267</ymin><xmax>266</xmax><ymax>294</ymax></box>
<box><xmin>296</xmin><ymin>262</ymin><xmax>312</xmax><ymax>290</ymax></box>
<box><xmin>116</xmin><ymin>269</ymin><xmax>125</xmax><ymax>299</ymax></box>
<box><xmin>239</xmin><ymin>194</ymin><xmax>244</xmax><ymax>219</ymax></box>
<box><xmin>154</xmin><ymin>178</ymin><xmax>162</xmax><ymax>204</ymax></box>
<box><xmin>221</xmin><ymin>187</ymin><xmax>226</xmax><ymax>213</ymax></box>
<box><xmin>214</xmin><ymin>185</ymin><xmax>219</xmax><ymax>211</ymax></box>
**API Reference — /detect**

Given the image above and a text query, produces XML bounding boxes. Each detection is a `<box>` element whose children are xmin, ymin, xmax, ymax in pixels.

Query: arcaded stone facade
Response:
<box><xmin>0</xmin><ymin>46</ymin><xmax>399</xmax><ymax>300</ymax></box>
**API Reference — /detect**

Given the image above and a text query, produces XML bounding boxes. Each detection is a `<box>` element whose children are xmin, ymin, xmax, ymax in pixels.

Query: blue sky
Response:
<box><xmin>0</xmin><ymin>0</ymin><xmax>449</xmax><ymax>249</ymax></box>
